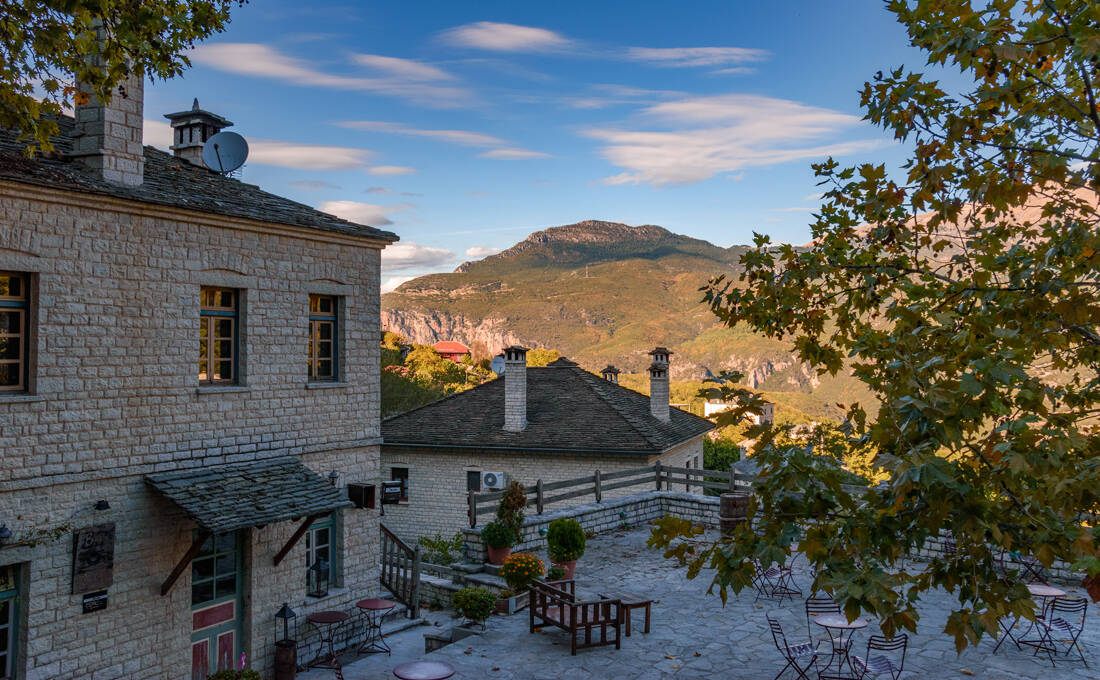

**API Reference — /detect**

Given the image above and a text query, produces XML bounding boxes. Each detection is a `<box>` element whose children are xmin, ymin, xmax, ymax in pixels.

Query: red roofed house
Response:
<box><xmin>434</xmin><ymin>340</ymin><xmax>471</xmax><ymax>362</ymax></box>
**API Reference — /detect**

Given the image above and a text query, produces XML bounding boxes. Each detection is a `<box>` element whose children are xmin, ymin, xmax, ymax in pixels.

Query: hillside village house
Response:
<box><xmin>0</xmin><ymin>74</ymin><xmax>397</xmax><ymax>679</ymax></box>
<box><xmin>704</xmin><ymin>398</ymin><xmax>775</xmax><ymax>424</ymax></box>
<box><xmin>431</xmin><ymin>341</ymin><xmax>471</xmax><ymax>362</ymax></box>
<box><xmin>380</xmin><ymin>346</ymin><xmax>714</xmax><ymax>540</ymax></box>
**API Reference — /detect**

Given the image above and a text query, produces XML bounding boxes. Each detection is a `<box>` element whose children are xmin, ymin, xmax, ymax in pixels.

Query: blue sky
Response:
<box><xmin>140</xmin><ymin>1</ymin><xmax>929</xmax><ymax>290</ymax></box>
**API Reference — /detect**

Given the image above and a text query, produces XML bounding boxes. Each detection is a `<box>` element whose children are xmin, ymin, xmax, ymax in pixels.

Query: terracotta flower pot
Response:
<box><xmin>552</xmin><ymin>559</ymin><xmax>577</xmax><ymax>580</ymax></box>
<box><xmin>487</xmin><ymin>545</ymin><xmax>512</xmax><ymax>565</ymax></box>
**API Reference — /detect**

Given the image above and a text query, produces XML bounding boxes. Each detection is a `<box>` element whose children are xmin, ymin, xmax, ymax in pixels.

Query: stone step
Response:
<box><xmin>451</xmin><ymin>562</ymin><xmax>484</xmax><ymax>575</ymax></box>
<box><xmin>464</xmin><ymin>572</ymin><xmax>508</xmax><ymax>591</ymax></box>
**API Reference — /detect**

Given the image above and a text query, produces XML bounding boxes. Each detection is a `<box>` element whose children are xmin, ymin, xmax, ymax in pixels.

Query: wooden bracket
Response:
<box><xmin>161</xmin><ymin>531</ymin><xmax>210</xmax><ymax>597</ymax></box>
<box><xmin>273</xmin><ymin>513</ymin><xmax>325</xmax><ymax>567</ymax></box>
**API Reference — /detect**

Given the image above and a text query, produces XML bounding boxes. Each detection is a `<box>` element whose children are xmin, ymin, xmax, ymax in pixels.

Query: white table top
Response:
<box><xmin>813</xmin><ymin>614</ymin><xmax>868</xmax><ymax>630</ymax></box>
<box><xmin>1027</xmin><ymin>584</ymin><xmax>1065</xmax><ymax>598</ymax></box>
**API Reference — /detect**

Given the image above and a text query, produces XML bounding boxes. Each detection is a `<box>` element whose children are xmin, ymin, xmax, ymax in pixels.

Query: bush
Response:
<box><xmin>207</xmin><ymin>671</ymin><xmax>260</xmax><ymax>680</ymax></box>
<box><xmin>481</xmin><ymin>521</ymin><xmax>514</xmax><ymax>549</ymax></box>
<box><xmin>546</xmin><ymin>518</ymin><xmax>586</xmax><ymax>563</ymax></box>
<box><xmin>418</xmin><ymin>532</ymin><xmax>463</xmax><ymax>565</ymax></box>
<box><xmin>546</xmin><ymin>565</ymin><xmax>567</xmax><ymax>581</ymax></box>
<box><xmin>498</xmin><ymin>552</ymin><xmax>544</xmax><ymax>591</ymax></box>
<box><xmin>496</xmin><ymin>480</ymin><xmax>526</xmax><ymax>540</ymax></box>
<box><xmin>452</xmin><ymin>586</ymin><xmax>496</xmax><ymax>623</ymax></box>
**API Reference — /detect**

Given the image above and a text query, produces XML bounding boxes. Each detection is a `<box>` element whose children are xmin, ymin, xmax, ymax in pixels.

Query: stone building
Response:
<box><xmin>0</xmin><ymin>75</ymin><xmax>397</xmax><ymax>679</ymax></box>
<box><xmin>380</xmin><ymin>347</ymin><xmax>714</xmax><ymax>540</ymax></box>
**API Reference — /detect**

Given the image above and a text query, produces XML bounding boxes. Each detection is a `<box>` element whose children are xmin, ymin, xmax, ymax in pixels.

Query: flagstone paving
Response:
<box><xmin>302</xmin><ymin>526</ymin><xmax>1099</xmax><ymax>679</ymax></box>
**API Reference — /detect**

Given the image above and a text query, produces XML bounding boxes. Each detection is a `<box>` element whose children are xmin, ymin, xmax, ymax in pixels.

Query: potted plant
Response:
<box><xmin>452</xmin><ymin>586</ymin><xmax>496</xmax><ymax>629</ymax></box>
<box><xmin>546</xmin><ymin>518</ymin><xmax>586</xmax><ymax>579</ymax></box>
<box><xmin>481</xmin><ymin>521</ymin><xmax>515</xmax><ymax>565</ymax></box>
<box><xmin>546</xmin><ymin>565</ymin><xmax>567</xmax><ymax>582</ymax></box>
<box><xmin>496</xmin><ymin>480</ymin><xmax>526</xmax><ymax>542</ymax></box>
<box><xmin>495</xmin><ymin>552</ymin><xmax>544</xmax><ymax>613</ymax></box>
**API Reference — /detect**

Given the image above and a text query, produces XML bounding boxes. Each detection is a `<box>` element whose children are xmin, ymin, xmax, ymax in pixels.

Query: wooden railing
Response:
<box><xmin>467</xmin><ymin>462</ymin><xmax>756</xmax><ymax>527</ymax></box>
<box><xmin>380</xmin><ymin>522</ymin><xmax>420</xmax><ymax>618</ymax></box>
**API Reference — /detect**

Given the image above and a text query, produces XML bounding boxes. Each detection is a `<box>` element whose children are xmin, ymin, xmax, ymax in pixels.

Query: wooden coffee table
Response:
<box><xmin>598</xmin><ymin>590</ymin><xmax>654</xmax><ymax>636</ymax></box>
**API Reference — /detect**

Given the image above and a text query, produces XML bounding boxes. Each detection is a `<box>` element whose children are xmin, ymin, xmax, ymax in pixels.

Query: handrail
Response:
<box><xmin>379</xmin><ymin>522</ymin><xmax>420</xmax><ymax>618</ymax></box>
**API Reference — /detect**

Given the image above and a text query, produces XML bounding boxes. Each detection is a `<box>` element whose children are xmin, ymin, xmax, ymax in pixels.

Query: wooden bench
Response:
<box><xmin>529</xmin><ymin>579</ymin><xmax>621</xmax><ymax>655</ymax></box>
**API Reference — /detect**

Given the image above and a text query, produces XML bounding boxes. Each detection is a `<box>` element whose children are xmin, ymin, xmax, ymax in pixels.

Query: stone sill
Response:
<box><xmin>305</xmin><ymin>381</ymin><xmax>349</xmax><ymax>390</ymax></box>
<box><xmin>0</xmin><ymin>393</ymin><xmax>45</xmax><ymax>404</ymax></box>
<box><xmin>304</xmin><ymin>585</ymin><xmax>350</xmax><ymax>603</ymax></box>
<box><xmin>196</xmin><ymin>385</ymin><xmax>251</xmax><ymax>396</ymax></box>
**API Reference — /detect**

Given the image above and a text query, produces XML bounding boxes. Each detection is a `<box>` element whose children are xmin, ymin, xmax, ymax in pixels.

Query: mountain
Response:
<box><xmin>381</xmin><ymin>220</ymin><xmax>874</xmax><ymax>417</ymax></box>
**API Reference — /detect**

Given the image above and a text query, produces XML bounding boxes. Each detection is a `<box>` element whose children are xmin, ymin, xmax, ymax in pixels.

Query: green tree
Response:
<box><xmin>525</xmin><ymin>348</ymin><xmax>561</xmax><ymax>367</ymax></box>
<box><xmin>652</xmin><ymin>0</ymin><xmax>1100</xmax><ymax>651</ymax></box>
<box><xmin>2</xmin><ymin>0</ymin><xmax>245</xmax><ymax>152</ymax></box>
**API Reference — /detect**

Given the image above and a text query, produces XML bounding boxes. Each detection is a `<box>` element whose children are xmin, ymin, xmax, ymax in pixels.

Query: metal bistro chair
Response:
<box><xmin>753</xmin><ymin>559</ymin><xmax>802</xmax><ymax>603</ymax></box>
<box><xmin>805</xmin><ymin>595</ymin><xmax>842</xmax><ymax>645</ymax></box>
<box><xmin>851</xmin><ymin>634</ymin><xmax>908</xmax><ymax>680</ymax></box>
<box><xmin>1036</xmin><ymin>597</ymin><xmax>1089</xmax><ymax>667</ymax></box>
<box><xmin>766</xmin><ymin>613</ymin><xmax>821</xmax><ymax>680</ymax></box>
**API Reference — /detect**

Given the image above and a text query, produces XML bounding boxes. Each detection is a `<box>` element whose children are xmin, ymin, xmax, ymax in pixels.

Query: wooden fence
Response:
<box><xmin>467</xmin><ymin>462</ymin><xmax>756</xmax><ymax>527</ymax></box>
<box><xmin>380</xmin><ymin>522</ymin><xmax>420</xmax><ymax>618</ymax></box>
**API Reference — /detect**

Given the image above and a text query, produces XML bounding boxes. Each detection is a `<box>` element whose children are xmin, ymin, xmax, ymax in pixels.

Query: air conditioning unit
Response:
<box><xmin>481</xmin><ymin>471</ymin><xmax>506</xmax><ymax>490</ymax></box>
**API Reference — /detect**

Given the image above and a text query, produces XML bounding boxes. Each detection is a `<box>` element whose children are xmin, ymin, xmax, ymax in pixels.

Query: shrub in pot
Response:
<box><xmin>207</xmin><ymin>671</ymin><xmax>261</xmax><ymax>680</ymax></box>
<box><xmin>496</xmin><ymin>480</ymin><xmax>526</xmax><ymax>540</ymax></box>
<box><xmin>452</xmin><ymin>586</ymin><xmax>496</xmax><ymax>626</ymax></box>
<box><xmin>498</xmin><ymin>552</ymin><xmax>544</xmax><ymax>591</ymax></box>
<box><xmin>546</xmin><ymin>565</ymin><xmax>567</xmax><ymax>582</ymax></box>
<box><xmin>546</xmin><ymin>518</ymin><xmax>586</xmax><ymax>579</ymax></box>
<box><xmin>481</xmin><ymin>521</ymin><xmax>515</xmax><ymax>565</ymax></box>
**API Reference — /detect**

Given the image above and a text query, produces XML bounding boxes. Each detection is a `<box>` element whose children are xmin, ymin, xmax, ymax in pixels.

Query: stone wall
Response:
<box><xmin>0</xmin><ymin>183</ymin><xmax>387</xmax><ymax>679</ymax></box>
<box><xmin>381</xmin><ymin>437</ymin><xmax>704</xmax><ymax>542</ymax></box>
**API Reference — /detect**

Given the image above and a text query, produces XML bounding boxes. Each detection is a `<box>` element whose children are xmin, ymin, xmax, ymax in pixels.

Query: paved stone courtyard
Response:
<box><xmin>302</xmin><ymin>526</ymin><xmax>1099</xmax><ymax>679</ymax></box>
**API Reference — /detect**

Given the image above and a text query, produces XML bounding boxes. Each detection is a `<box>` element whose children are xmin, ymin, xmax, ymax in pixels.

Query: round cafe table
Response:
<box><xmin>305</xmin><ymin>610</ymin><xmax>350</xmax><ymax>669</ymax></box>
<box><xmin>393</xmin><ymin>660</ymin><xmax>456</xmax><ymax>680</ymax></box>
<box><xmin>356</xmin><ymin>598</ymin><xmax>396</xmax><ymax>655</ymax></box>
<box><xmin>1027</xmin><ymin>583</ymin><xmax>1065</xmax><ymax>617</ymax></box>
<box><xmin>814</xmin><ymin>613</ymin><xmax>868</xmax><ymax>679</ymax></box>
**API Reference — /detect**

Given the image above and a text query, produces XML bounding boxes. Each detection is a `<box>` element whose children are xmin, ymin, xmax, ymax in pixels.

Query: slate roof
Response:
<box><xmin>382</xmin><ymin>357</ymin><xmax>714</xmax><ymax>454</ymax></box>
<box><xmin>145</xmin><ymin>457</ymin><xmax>352</xmax><ymax>533</ymax></box>
<box><xmin>0</xmin><ymin>117</ymin><xmax>398</xmax><ymax>242</ymax></box>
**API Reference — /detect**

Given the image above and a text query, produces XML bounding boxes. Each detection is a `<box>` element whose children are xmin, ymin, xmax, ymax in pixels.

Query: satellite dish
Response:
<box><xmin>490</xmin><ymin>356</ymin><xmax>506</xmax><ymax>375</ymax></box>
<box><xmin>202</xmin><ymin>131</ymin><xmax>249</xmax><ymax>173</ymax></box>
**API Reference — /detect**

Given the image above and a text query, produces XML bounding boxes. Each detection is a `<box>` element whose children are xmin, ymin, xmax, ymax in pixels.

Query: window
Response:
<box><xmin>391</xmin><ymin>467</ymin><xmax>409</xmax><ymax>502</ymax></box>
<box><xmin>466</xmin><ymin>470</ymin><xmax>481</xmax><ymax>493</ymax></box>
<box><xmin>308</xmin><ymin>295</ymin><xmax>338</xmax><ymax>381</ymax></box>
<box><xmin>191</xmin><ymin>532</ymin><xmax>239</xmax><ymax>607</ymax></box>
<box><xmin>0</xmin><ymin>564</ymin><xmax>17</xmax><ymax>679</ymax></box>
<box><xmin>0</xmin><ymin>272</ymin><xmax>29</xmax><ymax>392</ymax></box>
<box><xmin>199</xmin><ymin>287</ymin><xmax>238</xmax><ymax>385</ymax></box>
<box><xmin>305</xmin><ymin>514</ymin><xmax>338</xmax><ymax>588</ymax></box>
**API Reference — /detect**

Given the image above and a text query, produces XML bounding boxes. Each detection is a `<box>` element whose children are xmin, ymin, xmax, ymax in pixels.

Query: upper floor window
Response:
<box><xmin>391</xmin><ymin>466</ymin><xmax>409</xmax><ymax>503</ymax></box>
<box><xmin>0</xmin><ymin>272</ymin><xmax>29</xmax><ymax>392</ymax></box>
<box><xmin>308</xmin><ymin>295</ymin><xmax>338</xmax><ymax>381</ymax></box>
<box><xmin>199</xmin><ymin>287</ymin><xmax>238</xmax><ymax>385</ymax></box>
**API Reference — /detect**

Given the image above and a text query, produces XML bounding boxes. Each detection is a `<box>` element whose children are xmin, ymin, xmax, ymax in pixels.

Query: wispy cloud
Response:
<box><xmin>380</xmin><ymin>241</ymin><xmax>455</xmax><ymax>270</ymax></box>
<box><xmin>190</xmin><ymin>43</ymin><xmax>471</xmax><ymax>107</ymax></box>
<box><xmin>143</xmin><ymin>119</ymin><xmax>174</xmax><ymax>150</ymax></box>
<box><xmin>441</xmin><ymin>21</ymin><xmax>571</xmax><ymax>52</ymax></box>
<box><xmin>368</xmin><ymin>166</ymin><xmax>417</xmax><ymax>176</ymax></box>
<box><xmin>803</xmin><ymin>193</ymin><xmax>824</xmax><ymax>201</ymax></box>
<box><xmin>365</xmin><ymin>186</ymin><xmax>422</xmax><ymax>197</ymax></box>
<box><xmin>289</xmin><ymin>180</ymin><xmax>344</xmax><ymax>191</ymax></box>
<box><xmin>381</xmin><ymin>275</ymin><xmax>417</xmax><ymax>293</ymax></box>
<box><xmin>585</xmin><ymin>94</ymin><xmax>886</xmax><ymax>185</ymax></box>
<box><xmin>351</xmin><ymin>54</ymin><xmax>453</xmax><ymax>81</ymax></box>
<box><xmin>318</xmin><ymin>200</ymin><xmax>414</xmax><ymax>226</ymax></box>
<box><xmin>626</xmin><ymin>46</ymin><xmax>769</xmax><ymax>68</ymax></box>
<box><xmin>465</xmin><ymin>245</ymin><xmax>502</xmax><ymax>258</ymax></box>
<box><xmin>249</xmin><ymin>139</ymin><xmax>372</xmax><ymax>170</ymax></box>
<box><xmin>478</xmin><ymin>148</ymin><xmax>552</xmax><ymax>160</ymax></box>
<box><xmin>768</xmin><ymin>206</ymin><xmax>816</xmax><ymax>213</ymax></box>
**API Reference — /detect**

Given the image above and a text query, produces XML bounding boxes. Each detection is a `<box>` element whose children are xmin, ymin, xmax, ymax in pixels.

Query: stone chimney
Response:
<box><xmin>502</xmin><ymin>345</ymin><xmax>528</xmax><ymax>432</ymax></box>
<box><xmin>600</xmin><ymin>365</ymin><xmax>621</xmax><ymax>383</ymax></box>
<box><xmin>72</xmin><ymin>70</ymin><xmax>145</xmax><ymax>186</ymax></box>
<box><xmin>648</xmin><ymin>347</ymin><xmax>671</xmax><ymax>423</ymax></box>
<box><xmin>164</xmin><ymin>98</ymin><xmax>233</xmax><ymax>166</ymax></box>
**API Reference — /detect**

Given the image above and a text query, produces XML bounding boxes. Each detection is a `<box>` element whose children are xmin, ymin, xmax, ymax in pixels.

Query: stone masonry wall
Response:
<box><xmin>0</xmin><ymin>183</ymin><xmax>386</xmax><ymax>679</ymax></box>
<box><xmin>380</xmin><ymin>436</ymin><xmax>703</xmax><ymax>542</ymax></box>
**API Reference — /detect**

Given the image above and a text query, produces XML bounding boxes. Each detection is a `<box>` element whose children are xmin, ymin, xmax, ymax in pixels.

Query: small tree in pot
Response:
<box><xmin>546</xmin><ymin>518</ymin><xmax>586</xmax><ymax>579</ymax></box>
<box><xmin>452</xmin><ymin>587</ymin><xmax>496</xmax><ymax>629</ymax></box>
<box><xmin>481</xmin><ymin>521</ymin><xmax>515</xmax><ymax>565</ymax></box>
<box><xmin>496</xmin><ymin>480</ymin><xmax>526</xmax><ymax>540</ymax></box>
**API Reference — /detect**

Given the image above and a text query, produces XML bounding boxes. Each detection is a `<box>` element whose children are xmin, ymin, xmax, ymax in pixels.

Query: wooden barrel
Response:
<box><xmin>274</xmin><ymin>640</ymin><xmax>297</xmax><ymax>680</ymax></box>
<box><xmin>719</xmin><ymin>492</ymin><xmax>750</xmax><ymax>537</ymax></box>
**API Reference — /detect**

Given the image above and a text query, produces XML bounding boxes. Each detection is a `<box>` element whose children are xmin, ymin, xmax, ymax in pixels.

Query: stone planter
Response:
<box><xmin>494</xmin><ymin>590</ymin><xmax>529</xmax><ymax>615</ymax></box>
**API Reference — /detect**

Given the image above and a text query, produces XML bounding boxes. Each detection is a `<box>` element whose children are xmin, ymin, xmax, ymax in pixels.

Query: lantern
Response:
<box><xmin>306</xmin><ymin>557</ymin><xmax>329</xmax><ymax>598</ymax></box>
<box><xmin>273</xmin><ymin>603</ymin><xmax>297</xmax><ymax>680</ymax></box>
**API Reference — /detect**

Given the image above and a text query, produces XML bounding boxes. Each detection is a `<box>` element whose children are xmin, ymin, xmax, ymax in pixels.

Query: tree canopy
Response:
<box><xmin>2</xmin><ymin>0</ymin><xmax>244</xmax><ymax>151</ymax></box>
<box><xmin>651</xmin><ymin>0</ymin><xmax>1100</xmax><ymax>650</ymax></box>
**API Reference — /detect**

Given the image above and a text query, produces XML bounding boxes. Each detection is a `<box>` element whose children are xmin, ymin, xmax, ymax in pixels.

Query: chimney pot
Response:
<box><xmin>164</xmin><ymin>99</ymin><xmax>234</xmax><ymax>166</ymax></box>
<box><xmin>648</xmin><ymin>347</ymin><xmax>671</xmax><ymax>423</ymax></box>
<box><xmin>600</xmin><ymin>365</ymin><xmax>621</xmax><ymax>383</ymax></box>
<box><xmin>502</xmin><ymin>345</ymin><xmax>528</xmax><ymax>432</ymax></box>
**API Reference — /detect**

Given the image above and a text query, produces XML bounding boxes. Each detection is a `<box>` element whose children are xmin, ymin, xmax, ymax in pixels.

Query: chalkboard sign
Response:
<box><xmin>82</xmin><ymin>590</ymin><xmax>108</xmax><ymax>614</ymax></box>
<box><xmin>381</xmin><ymin>480</ymin><xmax>404</xmax><ymax>505</ymax></box>
<box><xmin>72</xmin><ymin>523</ymin><xmax>115</xmax><ymax>594</ymax></box>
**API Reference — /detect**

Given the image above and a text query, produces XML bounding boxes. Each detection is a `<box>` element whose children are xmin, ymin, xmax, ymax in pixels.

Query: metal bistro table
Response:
<box><xmin>814</xmin><ymin>614</ymin><xmax>868</xmax><ymax>680</ymax></box>
<box><xmin>305</xmin><ymin>610</ymin><xmax>350</xmax><ymax>669</ymax></box>
<box><xmin>357</xmin><ymin>597</ymin><xmax>396</xmax><ymax>655</ymax></box>
<box><xmin>1018</xmin><ymin>584</ymin><xmax>1066</xmax><ymax>660</ymax></box>
<box><xmin>393</xmin><ymin>660</ymin><xmax>456</xmax><ymax>680</ymax></box>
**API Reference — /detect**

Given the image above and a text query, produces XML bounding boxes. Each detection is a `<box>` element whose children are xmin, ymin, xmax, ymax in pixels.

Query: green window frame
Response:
<box><xmin>305</xmin><ymin>514</ymin><xmax>338</xmax><ymax>587</ymax></box>
<box><xmin>308</xmin><ymin>295</ymin><xmax>338</xmax><ymax>381</ymax></box>
<box><xmin>0</xmin><ymin>272</ymin><xmax>29</xmax><ymax>393</ymax></box>
<box><xmin>199</xmin><ymin>287</ymin><xmax>239</xmax><ymax>385</ymax></box>
<box><xmin>0</xmin><ymin>564</ymin><xmax>18</xmax><ymax>680</ymax></box>
<box><xmin>191</xmin><ymin>532</ymin><xmax>240</xmax><ymax>607</ymax></box>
